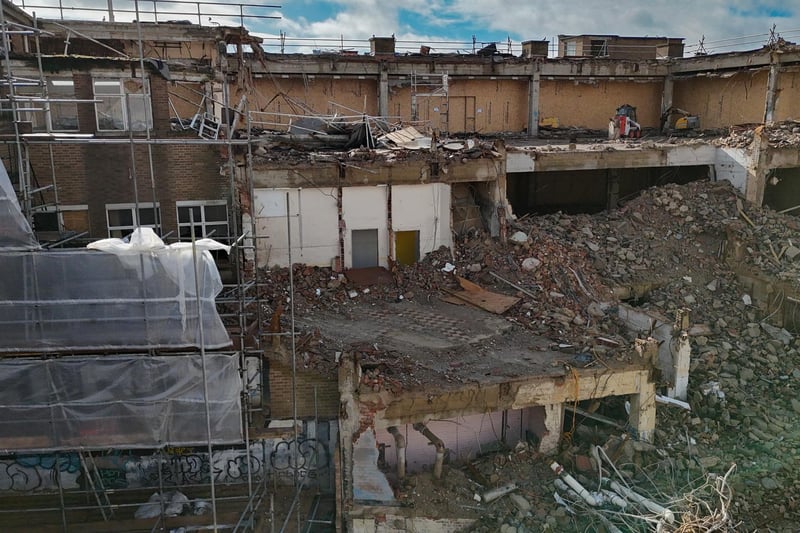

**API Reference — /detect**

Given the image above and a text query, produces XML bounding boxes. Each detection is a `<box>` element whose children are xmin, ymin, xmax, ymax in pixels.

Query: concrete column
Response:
<box><xmin>539</xmin><ymin>403</ymin><xmax>564</xmax><ymax>454</ymax></box>
<box><xmin>606</xmin><ymin>169</ymin><xmax>620</xmax><ymax>210</ymax></box>
<box><xmin>660</xmin><ymin>76</ymin><xmax>673</xmax><ymax>132</ymax></box>
<box><xmin>527</xmin><ymin>64</ymin><xmax>541</xmax><ymax>138</ymax></box>
<box><xmin>379</xmin><ymin>67</ymin><xmax>389</xmax><ymax>118</ymax></box>
<box><xmin>337</xmin><ymin>353</ymin><xmax>360</xmax><ymax>517</ymax></box>
<box><xmin>764</xmin><ymin>58</ymin><xmax>780</xmax><ymax>124</ymax></box>
<box><xmin>746</xmin><ymin>126</ymin><xmax>769</xmax><ymax>205</ymax></box>
<box><xmin>629</xmin><ymin>376</ymin><xmax>656</xmax><ymax>442</ymax></box>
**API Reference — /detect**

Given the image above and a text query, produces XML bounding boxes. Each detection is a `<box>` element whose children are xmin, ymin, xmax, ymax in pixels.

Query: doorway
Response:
<box><xmin>351</xmin><ymin>229</ymin><xmax>379</xmax><ymax>268</ymax></box>
<box><xmin>395</xmin><ymin>230</ymin><xmax>420</xmax><ymax>265</ymax></box>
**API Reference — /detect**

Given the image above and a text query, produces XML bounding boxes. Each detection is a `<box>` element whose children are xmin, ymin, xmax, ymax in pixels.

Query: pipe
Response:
<box><xmin>550</xmin><ymin>462</ymin><xmax>600</xmax><ymax>506</ymax></box>
<box><xmin>609</xmin><ymin>480</ymin><xmax>675</xmax><ymax>524</ymax></box>
<box><xmin>387</xmin><ymin>426</ymin><xmax>406</xmax><ymax>480</ymax></box>
<box><xmin>413</xmin><ymin>422</ymin><xmax>445</xmax><ymax>479</ymax></box>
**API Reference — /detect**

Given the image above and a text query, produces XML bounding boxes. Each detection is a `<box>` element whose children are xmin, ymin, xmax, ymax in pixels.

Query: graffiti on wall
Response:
<box><xmin>0</xmin><ymin>424</ymin><xmax>334</xmax><ymax>493</ymax></box>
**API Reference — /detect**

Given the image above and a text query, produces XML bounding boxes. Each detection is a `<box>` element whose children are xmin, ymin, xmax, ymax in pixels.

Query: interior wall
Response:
<box><xmin>446</xmin><ymin>78</ymin><xmax>529</xmax><ymax>133</ymax></box>
<box><xmin>254</xmin><ymin>187</ymin><xmax>339</xmax><ymax>268</ymax></box>
<box><xmin>775</xmin><ymin>68</ymin><xmax>800</xmax><ymax>121</ymax></box>
<box><xmin>673</xmin><ymin>70</ymin><xmax>768</xmax><ymax>129</ymax></box>
<box><xmin>252</xmin><ymin>77</ymin><xmax>379</xmax><ymax>126</ymax></box>
<box><xmin>375</xmin><ymin>408</ymin><xmax>541</xmax><ymax>473</ymax></box>
<box><xmin>343</xmin><ymin>186</ymin><xmax>389</xmax><ymax>269</ymax></box>
<box><xmin>392</xmin><ymin>183</ymin><xmax>452</xmax><ymax>256</ymax></box>
<box><xmin>539</xmin><ymin>79</ymin><xmax>662</xmax><ymax>130</ymax></box>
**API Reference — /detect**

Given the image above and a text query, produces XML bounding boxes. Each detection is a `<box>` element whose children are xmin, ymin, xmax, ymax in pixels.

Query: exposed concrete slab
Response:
<box><xmin>302</xmin><ymin>299</ymin><xmax>512</xmax><ymax>352</ymax></box>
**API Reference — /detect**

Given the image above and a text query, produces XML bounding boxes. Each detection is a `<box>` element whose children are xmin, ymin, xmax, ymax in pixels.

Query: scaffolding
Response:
<box><xmin>0</xmin><ymin>2</ymin><xmax>334</xmax><ymax>532</ymax></box>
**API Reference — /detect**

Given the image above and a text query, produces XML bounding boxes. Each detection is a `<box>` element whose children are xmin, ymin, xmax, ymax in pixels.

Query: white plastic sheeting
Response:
<box><xmin>0</xmin><ymin>354</ymin><xmax>243</xmax><ymax>451</ymax></box>
<box><xmin>0</xmin><ymin>157</ymin><xmax>38</xmax><ymax>249</ymax></box>
<box><xmin>0</xmin><ymin>241</ymin><xmax>232</xmax><ymax>352</ymax></box>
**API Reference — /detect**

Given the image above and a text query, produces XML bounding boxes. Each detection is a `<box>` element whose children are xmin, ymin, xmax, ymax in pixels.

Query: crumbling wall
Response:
<box><xmin>539</xmin><ymin>79</ymin><xmax>662</xmax><ymax>130</ymax></box>
<box><xmin>268</xmin><ymin>359</ymin><xmax>339</xmax><ymax>419</ymax></box>
<box><xmin>252</xmin><ymin>77</ymin><xmax>379</xmax><ymax>126</ymax></box>
<box><xmin>774</xmin><ymin>68</ymin><xmax>800</xmax><ymax>122</ymax></box>
<box><xmin>673</xmin><ymin>71</ymin><xmax>768</xmax><ymax>129</ymax></box>
<box><xmin>374</xmin><ymin>410</ymin><xmax>532</xmax><ymax>473</ymax></box>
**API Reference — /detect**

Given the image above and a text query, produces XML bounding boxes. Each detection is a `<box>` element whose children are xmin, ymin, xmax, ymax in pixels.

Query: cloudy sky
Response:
<box><xmin>22</xmin><ymin>0</ymin><xmax>800</xmax><ymax>56</ymax></box>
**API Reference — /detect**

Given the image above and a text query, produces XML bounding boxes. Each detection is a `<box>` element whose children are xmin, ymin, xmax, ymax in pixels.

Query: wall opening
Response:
<box><xmin>507</xmin><ymin>165</ymin><xmax>710</xmax><ymax>215</ymax></box>
<box><xmin>395</xmin><ymin>230</ymin><xmax>419</xmax><ymax>265</ymax></box>
<box><xmin>351</xmin><ymin>229</ymin><xmax>379</xmax><ymax>268</ymax></box>
<box><xmin>764</xmin><ymin>168</ymin><xmax>800</xmax><ymax>214</ymax></box>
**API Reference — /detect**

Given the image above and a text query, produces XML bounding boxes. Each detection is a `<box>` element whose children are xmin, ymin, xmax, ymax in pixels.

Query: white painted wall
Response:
<box><xmin>254</xmin><ymin>188</ymin><xmax>339</xmax><ymax>268</ymax></box>
<box><xmin>392</xmin><ymin>183</ymin><xmax>453</xmax><ymax>258</ymax></box>
<box><xmin>714</xmin><ymin>147</ymin><xmax>751</xmax><ymax>194</ymax></box>
<box><xmin>342</xmin><ymin>186</ymin><xmax>389</xmax><ymax>268</ymax></box>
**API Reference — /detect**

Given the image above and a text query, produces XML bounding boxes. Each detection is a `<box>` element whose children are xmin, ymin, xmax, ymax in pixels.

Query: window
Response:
<box><xmin>590</xmin><ymin>39</ymin><xmax>608</xmax><ymax>57</ymax></box>
<box><xmin>106</xmin><ymin>203</ymin><xmax>160</xmax><ymax>238</ymax></box>
<box><xmin>177</xmin><ymin>201</ymin><xmax>228</xmax><ymax>240</ymax></box>
<box><xmin>565</xmin><ymin>41</ymin><xmax>577</xmax><ymax>56</ymax></box>
<box><xmin>94</xmin><ymin>78</ymin><xmax>152</xmax><ymax>132</ymax></box>
<box><xmin>16</xmin><ymin>78</ymin><xmax>79</xmax><ymax>132</ymax></box>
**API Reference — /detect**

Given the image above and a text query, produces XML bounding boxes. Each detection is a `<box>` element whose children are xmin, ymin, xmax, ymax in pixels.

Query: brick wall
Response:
<box><xmin>268</xmin><ymin>358</ymin><xmax>339</xmax><ymax>420</ymax></box>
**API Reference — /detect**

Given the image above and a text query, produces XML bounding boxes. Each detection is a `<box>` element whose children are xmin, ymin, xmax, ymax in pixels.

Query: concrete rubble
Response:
<box><xmin>259</xmin><ymin>177</ymin><xmax>800</xmax><ymax>531</ymax></box>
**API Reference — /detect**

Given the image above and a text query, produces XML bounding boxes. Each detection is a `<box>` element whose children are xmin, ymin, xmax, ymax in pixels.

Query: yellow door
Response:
<box><xmin>395</xmin><ymin>231</ymin><xmax>419</xmax><ymax>265</ymax></box>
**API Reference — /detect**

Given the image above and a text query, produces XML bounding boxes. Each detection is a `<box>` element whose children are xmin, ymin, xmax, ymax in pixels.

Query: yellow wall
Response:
<box><xmin>540</xmin><ymin>79</ymin><xmax>662</xmax><ymax>129</ymax></box>
<box><xmin>673</xmin><ymin>71</ymin><xmax>768</xmax><ymax>128</ymax></box>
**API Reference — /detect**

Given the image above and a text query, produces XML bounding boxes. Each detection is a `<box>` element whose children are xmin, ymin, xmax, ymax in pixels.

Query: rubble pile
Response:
<box><xmin>258</xmin><ymin>178</ymin><xmax>800</xmax><ymax>530</ymax></box>
<box><xmin>710</xmin><ymin>120</ymin><xmax>800</xmax><ymax>149</ymax></box>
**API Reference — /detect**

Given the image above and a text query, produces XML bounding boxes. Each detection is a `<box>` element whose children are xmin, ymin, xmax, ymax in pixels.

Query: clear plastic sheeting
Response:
<box><xmin>0</xmin><ymin>354</ymin><xmax>243</xmax><ymax>452</ymax></box>
<box><xmin>0</xmin><ymin>247</ymin><xmax>231</xmax><ymax>352</ymax></box>
<box><xmin>0</xmin><ymin>158</ymin><xmax>39</xmax><ymax>250</ymax></box>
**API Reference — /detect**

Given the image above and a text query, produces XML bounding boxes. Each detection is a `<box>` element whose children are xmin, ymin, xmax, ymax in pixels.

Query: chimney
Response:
<box><xmin>370</xmin><ymin>36</ymin><xmax>395</xmax><ymax>56</ymax></box>
<box><xmin>522</xmin><ymin>40</ymin><xmax>549</xmax><ymax>58</ymax></box>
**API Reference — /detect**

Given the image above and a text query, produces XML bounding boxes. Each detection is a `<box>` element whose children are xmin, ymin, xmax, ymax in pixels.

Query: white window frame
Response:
<box><xmin>17</xmin><ymin>78</ymin><xmax>79</xmax><ymax>132</ymax></box>
<box><xmin>93</xmin><ymin>78</ymin><xmax>152</xmax><ymax>132</ymax></box>
<box><xmin>176</xmin><ymin>200</ymin><xmax>229</xmax><ymax>240</ymax></box>
<box><xmin>106</xmin><ymin>202</ymin><xmax>160</xmax><ymax>238</ymax></box>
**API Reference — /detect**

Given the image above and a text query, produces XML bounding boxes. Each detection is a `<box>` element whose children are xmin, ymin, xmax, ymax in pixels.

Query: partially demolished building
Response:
<box><xmin>2</xmin><ymin>1</ymin><xmax>800</xmax><ymax>531</ymax></box>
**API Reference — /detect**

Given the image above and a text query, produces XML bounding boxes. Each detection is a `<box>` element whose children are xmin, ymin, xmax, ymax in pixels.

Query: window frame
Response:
<box><xmin>176</xmin><ymin>200</ymin><xmax>229</xmax><ymax>240</ymax></box>
<box><xmin>106</xmin><ymin>202</ymin><xmax>161</xmax><ymax>238</ymax></box>
<box><xmin>16</xmin><ymin>78</ymin><xmax>79</xmax><ymax>132</ymax></box>
<box><xmin>93</xmin><ymin>77</ymin><xmax>153</xmax><ymax>132</ymax></box>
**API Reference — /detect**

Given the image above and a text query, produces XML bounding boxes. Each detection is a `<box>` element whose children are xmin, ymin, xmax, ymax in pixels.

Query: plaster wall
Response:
<box><xmin>254</xmin><ymin>187</ymin><xmax>339</xmax><ymax>268</ymax></box>
<box><xmin>775</xmin><ymin>68</ymin><xmax>800</xmax><ymax>121</ymax></box>
<box><xmin>252</xmin><ymin>76</ymin><xmax>379</xmax><ymax>127</ymax></box>
<box><xmin>343</xmin><ymin>186</ymin><xmax>389</xmax><ymax>268</ymax></box>
<box><xmin>673</xmin><ymin>71</ymin><xmax>768</xmax><ymax>129</ymax></box>
<box><xmin>539</xmin><ymin>79</ymin><xmax>662</xmax><ymax>130</ymax></box>
<box><xmin>391</xmin><ymin>183</ymin><xmax>452</xmax><ymax>257</ymax></box>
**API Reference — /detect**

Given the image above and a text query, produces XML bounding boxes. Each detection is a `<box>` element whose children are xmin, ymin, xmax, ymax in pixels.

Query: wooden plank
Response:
<box><xmin>441</xmin><ymin>276</ymin><xmax>520</xmax><ymax>314</ymax></box>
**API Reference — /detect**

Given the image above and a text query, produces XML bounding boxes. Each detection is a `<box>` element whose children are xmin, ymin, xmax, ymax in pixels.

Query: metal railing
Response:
<box><xmin>18</xmin><ymin>0</ymin><xmax>280</xmax><ymax>27</ymax></box>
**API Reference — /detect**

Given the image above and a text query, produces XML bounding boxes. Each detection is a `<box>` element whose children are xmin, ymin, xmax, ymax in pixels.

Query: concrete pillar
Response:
<box><xmin>660</xmin><ymin>76</ymin><xmax>673</xmax><ymax>132</ymax></box>
<box><xmin>539</xmin><ymin>403</ymin><xmax>564</xmax><ymax>454</ymax></box>
<box><xmin>668</xmin><ymin>331</ymin><xmax>691</xmax><ymax>400</ymax></box>
<box><xmin>379</xmin><ymin>68</ymin><xmax>389</xmax><ymax>118</ymax></box>
<box><xmin>337</xmin><ymin>353</ymin><xmax>360</xmax><ymax>517</ymax></box>
<box><xmin>629</xmin><ymin>376</ymin><xmax>656</xmax><ymax>442</ymax></box>
<box><xmin>764</xmin><ymin>58</ymin><xmax>780</xmax><ymax>124</ymax></box>
<box><xmin>527</xmin><ymin>64</ymin><xmax>541</xmax><ymax>138</ymax></box>
<box><xmin>746</xmin><ymin>126</ymin><xmax>769</xmax><ymax>205</ymax></box>
<box><xmin>606</xmin><ymin>169</ymin><xmax>620</xmax><ymax>210</ymax></box>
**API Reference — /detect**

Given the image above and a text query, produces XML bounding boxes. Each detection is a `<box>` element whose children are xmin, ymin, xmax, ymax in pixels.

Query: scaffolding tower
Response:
<box><xmin>0</xmin><ymin>2</ymin><xmax>331</xmax><ymax>532</ymax></box>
